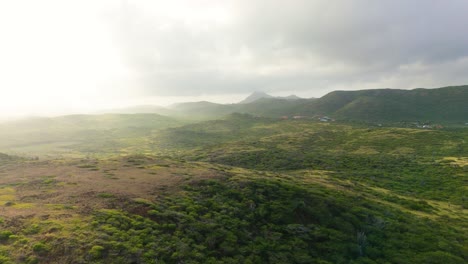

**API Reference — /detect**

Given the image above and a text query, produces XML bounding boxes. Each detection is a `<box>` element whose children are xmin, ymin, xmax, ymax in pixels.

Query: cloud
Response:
<box><xmin>1</xmin><ymin>0</ymin><xmax>466</xmax><ymax>117</ymax></box>
<box><xmin>106</xmin><ymin>0</ymin><xmax>468</xmax><ymax>98</ymax></box>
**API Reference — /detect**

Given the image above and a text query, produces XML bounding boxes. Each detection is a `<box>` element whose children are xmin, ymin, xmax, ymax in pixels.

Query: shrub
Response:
<box><xmin>32</xmin><ymin>242</ymin><xmax>50</xmax><ymax>255</ymax></box>
<box><xmin>98</xmin><ymin>193</ymin><xmax>114</xmax><ymax>198</ymax></box>
<box><xmin>89</xmin><ymin>245</ymin><xmax>105</xmax><ymax>259</ymax></box>
<box><xmin>0</xmin><ymin>255</ymin><xmax>13</xmax><ymax>264</ymax></box>
<box><xmin>0</xmin><ymin>231</ymin><xmax>12</xmax><ymax>241</ymax></box>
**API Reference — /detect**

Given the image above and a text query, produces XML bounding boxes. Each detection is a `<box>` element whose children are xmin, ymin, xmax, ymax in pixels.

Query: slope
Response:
<box><xmin>164</xmin><ymin>85</ymin><xmax>468</xmax><ymax>123</ymax></box>
<box><xmin>0</xmin><ymin>116</ymin><xmax>466</xmax><ymax>263</ymax></box>
<box><xmin>307</xmin><ymin>85</ymin><xmax>468</xmax><ymax>122</ymax></box>
<box><xmin>0</xmin><ymin>113</ymin><xmax>185</xmax><ymax>157</ymax></box>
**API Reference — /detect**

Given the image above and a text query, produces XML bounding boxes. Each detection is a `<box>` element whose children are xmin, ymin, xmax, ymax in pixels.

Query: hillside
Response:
<box><xmin>0</xmin><ymin>152</ymin><xmax>21</xmax><ymax>164</ymax></box>
<box><xmin>0</xmin><ymin>114</ymin><xmax>466</xmax><ymax>263</ymax></box>
<box><xmin>238</xmin><ymin>91</ymin><xmax>274</xmax><ymax>104</ymax></box>
<box><xmin>161</xmin><ymin>98</ymin><xmax>309</xmax><ymax>119</ymax></box>
<box><xmin>168</xmin><ymin>101</ymin><xmax>235</xmax><ymax>119</ymax></box>
<box><xmin>97</xmin><ymin>105</ymin><xmax>171</xmax><ymax>115</ymax></box>
<box><xmin>159</xmin><ymin>86</ymin><xmax>467</xmax><ymax>124</ymax></box>
<box><xmin>311</xmin><ymin>86</ymin><xmax>468</xmax><ymax>122</ymax></box>
<box><xmin>0</xmin><ymin>114</ymin><xmax>185</xmax><ymax>156</ymax></box>
<box><xmin>274</xmin><ymin>85</ymin><xmax>468</xmax><ymax>123</ymax></box>
<box><xmin>0</xmin><ymin>88</ymin><xmax>466</xmax><ymax>263</ymax></box>
<box><xmin>89</xmin><ymin>86</ymin><xmax>467</xmax><ymax>124</ymax></box>
<box><xmin>239</xmin><ymin>91</ymin><xmax>302</xmax><ymax>104</ymax></box>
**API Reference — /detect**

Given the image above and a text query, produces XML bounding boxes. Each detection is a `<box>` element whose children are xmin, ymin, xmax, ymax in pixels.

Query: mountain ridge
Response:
<box><xmin>239</xmin><ymin>91</ymin><xmax>303</xmax><ymax>104</ymax></box>
<box><xmin>91</xmin><ymin>85</ymin><xmax>467</xmax><ymax>123</ymax></box>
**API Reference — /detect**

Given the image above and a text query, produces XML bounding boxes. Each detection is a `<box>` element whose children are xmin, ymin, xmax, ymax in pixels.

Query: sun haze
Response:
<box><xmin>1</xmin><ymin>0</ymin><xmax>468</xmax><ymax>117</ymax></box>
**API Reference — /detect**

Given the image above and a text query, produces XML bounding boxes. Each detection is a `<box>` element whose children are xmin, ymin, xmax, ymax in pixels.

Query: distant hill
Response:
<box><xmin>0</xmin><ymin>113</ymin><xmax>180</xmax><ymax>132</ymax></box>
<box><xmin>283</xmin><ymin>94</ymin><xmax>302</xmax><ymax>100</ymax></box>
<box><xmin>0</xmin><ymin>113</ymin><xmax>185</xmax><ymax>155</ymax></box>
<box><xmin>296</xmin><ymin>85</ymin><xmax>468</xmax><ymax>122</ymax></box>
<box><xmin>0</xmin><ymin>152</ymin><xmax>17</xmax><ymax>161</ymax></box>
<box><xmin>239</xmin><ymin>91</ymin><xmax>302</xmax><ymax>104</ymax></box>
<box><xmin>93</xmin><ymin>86</ymin><xmax>467</xmax><ymax>124</ymax></box>
<box><xmin>165</xmin><ymin>98</ymin><xmax>310</xmax><ymax>119</ymax></box>
<box><xmin>177</xmin><ymin>85</ymin><xmax>467</xmax><ymax>123</ymax></box>
<box><xmin>239</xmin><ymin>91</ymin><xmax>274</xmax><ymax>104</ymax></box>
<box><xmin>168</xmin><ymin>101</ymin><xmax>236</xmax><ymax>119</ymax></box>
<box><xmin>97</xmin><ymin>105</ymin><xmax>171</xmax><ymax>115</ymax></box>
<box><xmin>234</xmin><ymin>97</ymin><xmax>310</xmax><ymax>117</ymax></box>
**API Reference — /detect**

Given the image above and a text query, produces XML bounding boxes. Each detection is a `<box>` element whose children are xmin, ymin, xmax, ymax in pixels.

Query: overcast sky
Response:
<box><xmin>1</xmin><ymin>0</ymin><xmax>468</xmax><ymax>117</ymax></box>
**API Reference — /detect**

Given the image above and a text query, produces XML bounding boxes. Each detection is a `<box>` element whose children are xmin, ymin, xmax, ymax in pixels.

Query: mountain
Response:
<box><xmin>0</xmin><ymin>100</ymin><xmax>466</xmax><ymax>262</ymax></box>
<box><xmin>283</xmin><ymin>94</ymin><xmax>302</xmax><ymax>100</ymax></box>
<box><xmin>165</xmin><ymin>98</ymin><xmax>310</xmax><ymax>119</ymax></box>
<box><xmin>296</xmin><ymin>85</ymin><xmax>468</xmax><ymax>122</ymax></box>
<box><xmin>239</xmin><ymin>91</ymin><xmax>274</xmax><ymax>104</ymax></box>
<box><xmin>163</xmin><ymin>86</ymin><xmax>466</xmax><ymax>123</ymax></box>
<box><xmin>239</xmin><ymin>91</ymin><xmax>302</xmax><ymax>104</ymax></box>
<box><xmin>90</xmin><ymin>86</ymin><xmax>467</xmax><ymax>124</ymax></box>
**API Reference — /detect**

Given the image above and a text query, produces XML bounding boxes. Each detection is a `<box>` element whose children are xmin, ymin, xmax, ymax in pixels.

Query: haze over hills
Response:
<box><xmin>303</xmin><ymin>86</ymin><xmax>468</xmax><ymax>122</ymax></box>
<box><xmin>1</xmin><ymin>1</ymin><xmax>468</xmax><ymax>262</ymax></box>
<box><xmin>238</xmin><ymin>91</ymin><xmax>302</xmax><ymax>104</ymax></box>
<box><xmin>0</xmin><ymin>113</ymin><xmax>185</xmax><ymax>156</ymax></box>
<box><xmin>0</xmin><ymin>88</ymin><xmax>466</xmax><ymax>263</ymax></box>
<box><xmin>2</xmin><ymin>85</ymin><xmax>464</xmax><ymax>125</ymax></box>
<box><xmin>238</xmin><ymin>91</ymin><xmax>274</xmax><ymax>103</ymax></box>
<box><xmin>96</xmin><ymin>105</ymin><xmax>170</xmax><ymax>115</ymax></box>
<box><xmin>101</xmin><ymin>85</ymin><xmax>467</xmax><ymax>124</ymax></box>
<box><xmin>3</xmin><ymin>85</ymin><xmax>465</xmax><ymax>158</ymax></box>
<box><xmin>1</xmin><ymin>109</ymin><xmax>466</xmax><ymax>263</ymax></box>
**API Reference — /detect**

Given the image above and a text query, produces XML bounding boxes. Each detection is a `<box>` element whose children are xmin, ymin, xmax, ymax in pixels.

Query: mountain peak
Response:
<box><xmin>239</xmin><ymin>92</ymin><xmax>303</xmax><ymax>104</ymax></box>
<box><xmin>251</xmin><ymin>91</ymin><xmax>271</xmax><ymax>96</ymax></box>
<box><xmin>239</xmin><ymin>91</ymin><xmax>274</xmax><ymax>104</ymax></box>
<box><xmin>284</xmin><ymin>95</ymin><xmax>301</xmax><ymax>100</ymax></box>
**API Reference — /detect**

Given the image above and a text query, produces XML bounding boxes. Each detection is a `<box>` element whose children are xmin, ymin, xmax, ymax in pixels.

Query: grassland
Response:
<box><xmin>0</xmin><ymin>113</ymin><xmax>466</xmax><ymax>263</ymax></box>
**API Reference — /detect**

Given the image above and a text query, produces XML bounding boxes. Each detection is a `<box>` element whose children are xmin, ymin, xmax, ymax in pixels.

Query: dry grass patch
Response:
<box><xmin>352</xmin><ymin>146</ymin><xmax>380</xmax><ymax>155</ymax></box>
<box><xmin>440</xmin><ymin>156</ymin><xmax>468</xmax><ymax>167</ymax></box>
<box><xmin>0</xmin><ymin>157</ymin><xmax>224</xmax><ymax>220</ymax></box>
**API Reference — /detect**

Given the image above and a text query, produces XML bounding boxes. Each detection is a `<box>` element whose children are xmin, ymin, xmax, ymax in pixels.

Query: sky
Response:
<box><xmin>1</xmin><ymin>0</ymin><xmax>468</xmax><ymax>117</ymax></box>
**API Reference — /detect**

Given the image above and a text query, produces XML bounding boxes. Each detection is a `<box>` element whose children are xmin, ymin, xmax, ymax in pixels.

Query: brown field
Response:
<box><xmin>0</xmin><ymin>156</ymin><xmax>223</xmax><ymax>220</ymax></box>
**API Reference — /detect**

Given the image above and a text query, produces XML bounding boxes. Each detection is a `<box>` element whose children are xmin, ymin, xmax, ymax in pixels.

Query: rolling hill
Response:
<box><xmin>168</xmin><ymin>85</ymin><xmax>468</xmax><ymax>123</ymax></box>
<box><xmin>94</xmin><ymin>86</ymin><xmax>467</xmax><ymax>124</ymax></box>
<box><xmin>0</xmin><ymin>113</ymin><xmax>185</xmax><ymax>156</ymax></box>
<box><xmin>305</xmin><ymin>86</ymin><xmax>468</xmax><ymax>122</ymax></box>
<box><xmin>238</xmin><ymin>91</ymin><xmax>302</xmax><ymax>104</ymax></box>
<box><xmin>0</xmin><ymin>113</ymin><xmax>466</xmax><ymax>263</ymax></box>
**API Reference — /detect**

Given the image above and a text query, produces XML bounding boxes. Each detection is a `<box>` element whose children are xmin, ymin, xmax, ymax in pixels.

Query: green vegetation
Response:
<box><xmin>0</xmin><ymin>94</ymin><xmax>466</xmax><ymax>263</ymax></box>
<box><xmin>114</xmin><ymin>85</ymin><xmax>468</xmax><ymax>124</ymax></box>
<box><xmin>0</xmin><ymin>113</ymin><xmax>186</xmax><ymax>157</ymax></box>
<box><xmin>88</xmin><ymin>177</ymin><xmax>466</xmax><ymax>263</ymax></box>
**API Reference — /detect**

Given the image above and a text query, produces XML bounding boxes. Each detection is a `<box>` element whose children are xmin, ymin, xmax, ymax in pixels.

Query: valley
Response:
<box><xmin>0</xmin><ymin>100</ymin><xmax>466</xmax><ymax>263</ymax></box>
<box><xmin>2</xmin><ymin>1</ymin><xmax>468</xmax><ymax>262</ymax></box>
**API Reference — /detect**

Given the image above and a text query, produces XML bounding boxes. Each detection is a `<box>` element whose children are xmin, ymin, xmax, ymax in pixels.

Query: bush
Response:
<box><xmin>89</xmin><ymin>245</ymin><xmax>105</xmax><ymax>259</ymax></box>
<box><xmin>97</xmin><ymin>193</ymin><xmax>115</xmax><ymax>198</ymax></box>
<box><xmin>0</xmin><ymin>255</ymin><xmax>12</xmax><ymax>264</ymax></box>
<box><xmin>32</xmin><ymin>242</ymin><xmax>50</xmax><ymax>255</ymax></box>
<box><xmin>0</xmin><ymin>231</ymin><xmax>12</xmax><ymax>241</ymax></box>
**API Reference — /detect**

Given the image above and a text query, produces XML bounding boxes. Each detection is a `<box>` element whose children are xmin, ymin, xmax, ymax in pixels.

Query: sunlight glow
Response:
<box><xmin>0</xmin><ymin>1</ymin><xmax>131</xmax><ymax>116</ymax></box>
<box><xmin>0</xmin><ymin>1</ymin><xmax>235</xmax><ymax>117</ymax></box>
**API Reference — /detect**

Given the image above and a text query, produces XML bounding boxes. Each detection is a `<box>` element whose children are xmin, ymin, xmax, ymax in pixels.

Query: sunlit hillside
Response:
<box><xmin>0</xmin><ymin>109</ymin><xmax>466</xmax><ymax>263</ymax></box>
